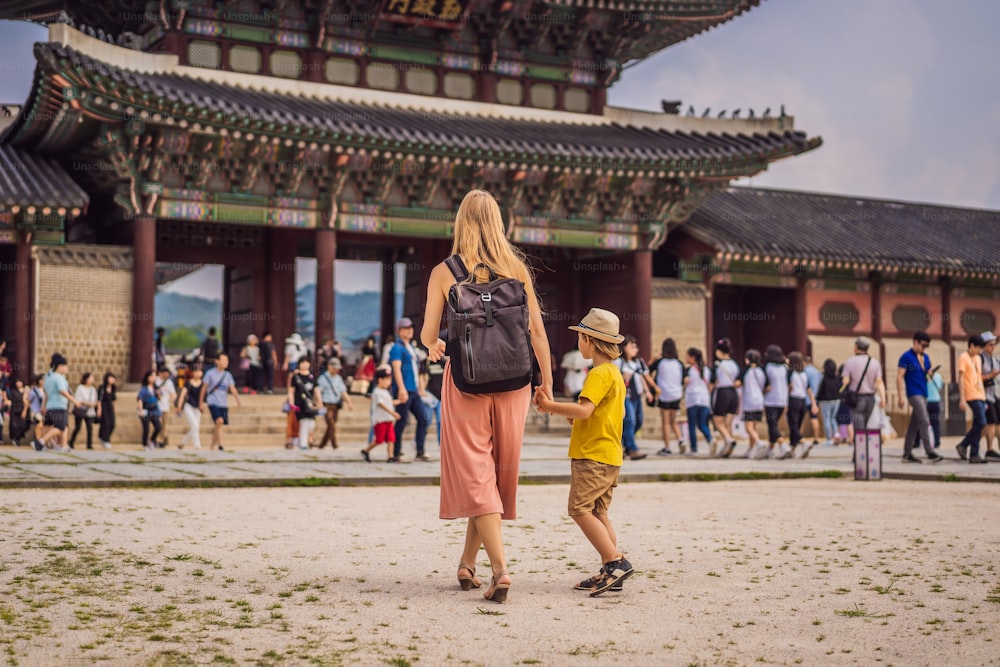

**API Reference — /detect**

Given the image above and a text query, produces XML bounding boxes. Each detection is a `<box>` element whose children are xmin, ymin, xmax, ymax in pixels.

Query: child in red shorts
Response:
<box><xmin>363</xmin><ymin>367</ymin><xmax>401</xmax><ymax>462</ymax></box>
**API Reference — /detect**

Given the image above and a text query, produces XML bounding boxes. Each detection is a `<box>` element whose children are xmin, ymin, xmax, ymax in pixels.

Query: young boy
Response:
<box><xmin>363</xmin><ymin>367</ymin><xmax>401</xmax><ymax>462</ymax></box>
<box><xmin>534</xmin><ymin>307</ymin><xmax>635</xmax><ymax>597</ymax></box>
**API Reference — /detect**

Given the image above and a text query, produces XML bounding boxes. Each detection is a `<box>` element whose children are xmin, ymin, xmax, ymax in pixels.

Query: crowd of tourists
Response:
<box><xmin>577</xmin><ymin>329</ymin><xmax>999</xmax><ymax>465</ymax></box>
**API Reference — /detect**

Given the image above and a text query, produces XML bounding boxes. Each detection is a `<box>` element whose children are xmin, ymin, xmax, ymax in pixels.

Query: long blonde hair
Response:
<box><xmin>452</xmin><ymin>190</ymin><xmax>532</xmax><ymax>287</ymax></box>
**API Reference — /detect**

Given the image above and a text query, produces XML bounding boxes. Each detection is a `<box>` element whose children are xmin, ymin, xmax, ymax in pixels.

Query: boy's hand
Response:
<box><xmin>427</xmin><ymin>338</ymin><xmax>447</xmax><ymax>362</ymax></box>
<box><xmin>392</xmin><ymin>411</ymin><xmax>401</xmax><ymax>420</ymax></box>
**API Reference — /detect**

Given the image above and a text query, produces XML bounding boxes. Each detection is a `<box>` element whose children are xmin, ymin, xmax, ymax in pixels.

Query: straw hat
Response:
<box><xmin>568</xmin><ymin>308</ymin><xmax>625</xmax><ymax>344</ymax></box>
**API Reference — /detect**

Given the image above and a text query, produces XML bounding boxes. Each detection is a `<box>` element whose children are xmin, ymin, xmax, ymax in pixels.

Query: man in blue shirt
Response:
<box><xmin>389</xmin><ymin>317</ymin><xmax>430</xmax><ymax>462</ymax></box>
<box><xmin>34</xmin><ymin>353</ymin><xmax>80</xmax><ymax>451</ymax></box>
<box><xmin>896</xmin><ymin>331</ymin><xmax>943</xmax><ymax>463</ymax></box>
<box><xmin>200</xmin><ymin>353</ymin><xmax>241</xmax><ymax>451</ymax></box>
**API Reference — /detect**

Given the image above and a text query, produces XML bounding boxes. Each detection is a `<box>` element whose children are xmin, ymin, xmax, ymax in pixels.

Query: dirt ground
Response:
<box><xmin>1</xmin><ymin>480</ymin><xmax>997</xmax><ymax>666</ymax></box>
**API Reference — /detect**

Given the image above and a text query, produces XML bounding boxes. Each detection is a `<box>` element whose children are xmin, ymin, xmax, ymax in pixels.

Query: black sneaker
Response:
<box><xmin>361</xmin><ymin>449</ymin><xmax>370</xmax><ymax>462</ymax></box>
<box><xmin>901</xmin><ymin>454</ymin><xmax>921</xmax><ymax>463</ymax></box>
<box><xmin>32</xmin><ymin>439</ymin><xmax>44</xmax><ymax>451</ymax></box>
<box><xmin>956</xmin><ymin>443</ymin><xmax>968</xmax><ymax>460</ymax></box>
<box><xmin>926</xmin><ymin>453</ymin><xmax>944</xmax><ymax>463</ymax></box>
<box><xmin>589</xmin><ymin>557</ymin><xmax>634</xmax><ymax>597</ymax></box>
<box><xmin>985</xmin><ymin>451</ymin><xmax>1000</xmax><ymax>460</ymax></box>
<box><xmin>969</xmin><ymin>456</ymin><xmax>988</xmax><ymax>464</ymax></box>
<box><xmin>575</xmin><ymin>572</ymin><xmax>623</xmax><ymax>592</ymax></box>
<box><xmin>656</xmin><ymin>448</ymin><xmax>672</xmax><ymax>456</ymax></box>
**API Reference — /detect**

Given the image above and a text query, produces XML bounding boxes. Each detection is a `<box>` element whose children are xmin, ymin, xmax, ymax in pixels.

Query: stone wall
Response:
<box><xmin>650</xmin><ymin>278</ymin><xmax>707</xmax><ymax>360</ymax></box>
<box><xmin>34</xmin><ymin>244</ymin><xmax>133</xmax><ymax>379</ymax></box>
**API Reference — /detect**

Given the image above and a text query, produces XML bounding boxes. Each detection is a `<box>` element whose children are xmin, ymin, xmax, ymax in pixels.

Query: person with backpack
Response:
<box><xmin>614</xmin><ymin>335</ymin><xmax>655</xmax><ymax>460</ymax></box>
<box><xmin>711</xmin><ymin>338</ymin><xmax>741</xmax><ymax>458</ymax></box>
<box><xmin>652</xmin><ymin>338</ymin><xmax>685</xmax><ymax>456</ymax></box>
<box><xmin>136</xmin><ymin>371</ymin><xmax>162</xmax><ymax>451</ymax></box>
<box><xmin>815</xmin><ymin>359</ymin><xmax>843</xmax><ymax>446</ymax></box>
<box><xmin>978</xmin><ymin>332</ymin><xmax>1000</xmax><ymax>460</ymax></box>
<box><xmin>201</xmin><ymin>327</ymin><xmax>221</xmax><ymax>366</ymax></box>
<box><xmin>419</xmin><ymin>189</ymin><xmax>553</xmax><ymax>604</ymax></box>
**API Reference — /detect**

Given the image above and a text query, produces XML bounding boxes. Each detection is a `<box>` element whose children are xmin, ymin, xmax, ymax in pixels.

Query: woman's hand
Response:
<box><xmin>427</xmin><ymin>338</ymin><xmax>447</xmax><ymax>362</ymax></box>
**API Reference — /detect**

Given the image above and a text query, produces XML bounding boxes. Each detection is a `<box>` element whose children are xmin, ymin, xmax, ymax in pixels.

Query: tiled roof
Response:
<box><xmin>684</xmin><ymin>187</ymin><xmax>1000</xmax><ymax>276</ymax></box>
<box><xmin>0</xmin><ymin>145</ymin><xmax>89</xmax><ymax>210</ymax></box>
<box><xmin>652</xmin><ymin>277</ymin><xmax>706</xmax><ymax>298</ymax></box>
<box><xmin>23</xmin><ymin>43</ymin><xmax>819</xmax><ymax>172</ymax></box>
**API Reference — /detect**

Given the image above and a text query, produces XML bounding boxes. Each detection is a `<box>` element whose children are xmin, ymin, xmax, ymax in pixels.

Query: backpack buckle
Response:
<box><xmin>481</xmin><ymin>293</ymin><xmax>492</xmax><ymax>302</ymax></box>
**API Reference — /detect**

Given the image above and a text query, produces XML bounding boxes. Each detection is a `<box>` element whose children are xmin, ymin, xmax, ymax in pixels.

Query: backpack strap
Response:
<box><xmin>444</xmin><ymin>255</ymin><xmax>470</xmax><ymax>282</ymax></box>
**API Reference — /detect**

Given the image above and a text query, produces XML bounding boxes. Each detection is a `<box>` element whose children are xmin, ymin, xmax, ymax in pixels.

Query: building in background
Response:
<box><xmin>0</xmin><ymin>0</ymin><xmax>819</xmax><ymax>382</ymax></box>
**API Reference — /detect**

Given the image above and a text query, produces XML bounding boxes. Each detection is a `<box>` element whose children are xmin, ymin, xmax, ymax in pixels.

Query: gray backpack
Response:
<box><xmin>444</xmin><ymin>255</ymin><xmax>532</xmax><ymax>394</ymax></box>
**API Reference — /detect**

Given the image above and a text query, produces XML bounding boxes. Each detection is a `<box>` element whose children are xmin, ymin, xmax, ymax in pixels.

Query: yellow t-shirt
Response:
<box><xmin>958</xmin><ymin>351</ymin><xmax>985</xmax><ymax>401</ymax></box>
<box><xmin>568</xmin><ymin>362</ymin><xmax>625</xmax><ymax>466</ymax></box>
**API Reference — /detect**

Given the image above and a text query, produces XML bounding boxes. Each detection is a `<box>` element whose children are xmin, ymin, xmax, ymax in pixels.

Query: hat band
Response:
<box><xmin>576</xmin><ymin>320</ymin><xmax>618</xmax><ymax>339</ymax></box>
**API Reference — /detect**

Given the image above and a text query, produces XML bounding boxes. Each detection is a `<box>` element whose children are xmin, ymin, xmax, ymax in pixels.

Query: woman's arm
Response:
<box><xmin>524</xmin><ymin>278</ymin><xmax>553</xmax><ymax>397</ymax></box>
<box><xmin>421</xmin><ymin>263</ymin><xmax>450</xmax><ymax>360</ymax></box>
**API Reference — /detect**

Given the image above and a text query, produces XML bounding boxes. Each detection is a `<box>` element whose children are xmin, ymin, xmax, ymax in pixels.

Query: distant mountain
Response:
<box><xmin>155</xmin><ymin>287</ymin><xmax>403</xmax><ymax>350</ymax></box>
<box><xmin>154</xmin><ymin>292</ymin><xmax>222</xmax><ymax>331</ymax></box>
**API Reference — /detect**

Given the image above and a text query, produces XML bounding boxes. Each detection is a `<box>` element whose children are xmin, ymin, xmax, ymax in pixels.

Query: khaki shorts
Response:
<box><xmin>568</xmin><ymin>458</ymin><xmax>620</xmax><ymax>516</ymax></box>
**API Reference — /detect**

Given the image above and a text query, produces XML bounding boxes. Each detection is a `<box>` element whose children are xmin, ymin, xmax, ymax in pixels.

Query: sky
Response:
<box><xmin>1</xmin><ymin>0</ymin><xmax>999</xmax><ymax>297</ymax></box>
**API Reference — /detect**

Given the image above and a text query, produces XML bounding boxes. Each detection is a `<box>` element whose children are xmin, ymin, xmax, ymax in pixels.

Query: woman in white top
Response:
<box><xmin>652</xmin><ymin>338</ymin><xmax>685</xmax><ymax>455</ymax></box>
<box><xmin>683</xmin><ymin>347</ymin><xmax>713</xmax><ymax>455</ymax></box>
<box><xmin>787</xmin><ymin>351</ymin><xmax>820</xmax><ymax>459</ymax></box>
<box><xmin>763</xmin><ymin>345</ymin><xmax>790</xmax><ymax>458</ymax></box>
<box><xmin>740</xmin><ymin>349</ymin><xmax>767</xmax><ymax>458</ymax></box>
<box><xmin>614</xmin><ymin>336</ymin><xmax>657</xmax><ymax>460</ymax></box>
<box><xmin>711</xmin><ymin>338</ymin><xmax>742</xmax><ymax>458</ymax></box>
<box><xmin>69</xmin><ymin>372</ymin><xmax>99</xmax><ymax>450</ymax></box>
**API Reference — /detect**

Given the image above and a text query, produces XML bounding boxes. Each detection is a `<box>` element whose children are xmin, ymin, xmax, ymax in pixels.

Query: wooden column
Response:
<box><xmin>266</xmin><ymin>229</ymin><xmax>297</xmax><ymax>383</ymax></box>
<box><xmin>130</xmin><ymin>215</ymin><xmax>156</xmax><ymax>382</ymax></box>
<box><xmin>380</xmin><ymin>254</ymin><xmax>396</xmax><ymax>351</ymax></box>
<box><xmin>315</xmin><ymin>229</ymin><xmax>336</xmax><ymax>348</ymax></box>
<box><xmin>794</xmin><ymin>272</ymin><xmax>808</xmax><ymax>354</ymax></box>
<box><xmin>703</xmin><ymin>268</ymin><xmax>714</xmax><ymax>359</ymax></box>
<box><xmin>870</xmin><ymin>272</ymin><xmax>884</xmax><ymax>380</ymax></box>
<box><xmin>633</xmin><ymin>249</ymin><xmax>653</xmax><ymax>361</ymax></box>
<box><xmin>13</xmin><ymin>229</ymin><xmax>32</xmax><ymax>378</ymax></box>
<box><xmin>941</xmin><ymin>277</ymin><xmax>955</xmax><ymax>382</ymax></box>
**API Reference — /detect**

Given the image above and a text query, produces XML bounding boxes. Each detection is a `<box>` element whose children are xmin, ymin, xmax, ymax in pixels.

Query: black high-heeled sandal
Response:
<box><xmin>484</xmin><ymin>570</ymin><xmax>510</xmax><ymax>603</ymax></box>
<box><xmin>457</xmin><ymin>563</ymin><xmax>482</xmax><ymax>590</ymax></box>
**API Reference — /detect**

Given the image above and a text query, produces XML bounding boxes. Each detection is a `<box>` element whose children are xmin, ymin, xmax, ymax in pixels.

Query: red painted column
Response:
<box><xmin>266</xmin><ymin>229</ymin><xmax>297</xmax><ymax>385</ymax></box>
<box><xmin>703</xmin><ymin>270</ymin><xmax>714</xmax><ymax>359</ymax></box>
<box><xmin>14</xmin><ymin>229</ymin><xmax>33</xmax><ymax>378</ymax></box>
<box><xmin>315</xmin><ymin>228</ymin><xmax>336</xmax><ymax>349</ymax></box>
<box><xmin>794</xmin><ymin>272</ymin><xmax>808</xmax><ymax>354</ymax></box>
<box><xmin>633</xmin><ymin>249</ymin><xmax>653</xmax><ymax>361</ymax></box>
<box><xmin>130</xmin><ymin>214</ymin><xmax>156</xmax><ymax>382</ymax></box>
<box><xmin>941</xmin><ymin>277</ymin><xmax>955</xmax><ymax>382</ymax></box>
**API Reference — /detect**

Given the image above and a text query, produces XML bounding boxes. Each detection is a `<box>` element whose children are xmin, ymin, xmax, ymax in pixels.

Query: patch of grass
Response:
<box><xmin>658</xmin><ymin>470</ymin><xmax>842</xmax><ymax>483</ymax></box>
<box><xmin>384</xmin><ymin>659</ymin><xmax>412</xmax><ymax>667</ymax></box>
<box><xmin>986</xmin><ymin>587</ymin><xmax>1000</xmax><ymax>604</ymax></box>
<box><xmin>836</xmin><ymin>604</ymin><xmax>869</xmax><ymax>618</ymax></box>
<box><xmin>276</xmin><ymin>477</ymin><xmax>341</xmax><ymax>487</ymax></box>
<box><xmin>0</xmin><ymin>606</ymin><xmax>15</xmax><ymax>625</ymax></box>
<box><xmin>476</xmin><ymin>607</ymin><xmax>505</xmax><ymax>616</ymax></box>
<box><xmin>166</xmin><ymin>554</ymin><xmax>193</xmax><ymax>561</ymax></box>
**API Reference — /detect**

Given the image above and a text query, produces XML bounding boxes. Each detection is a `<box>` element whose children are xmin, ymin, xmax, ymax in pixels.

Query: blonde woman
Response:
<box><xmin>421</xmin><ymin>190</ymin><xmax>553</xmax><ymax>603</ymax></box>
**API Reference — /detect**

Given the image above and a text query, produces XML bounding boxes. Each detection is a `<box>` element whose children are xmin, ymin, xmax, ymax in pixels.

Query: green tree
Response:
<box><xmin>164</xmin><ymin>327</ymin><xmax>202</xmax><ymax>353</ymax></box>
